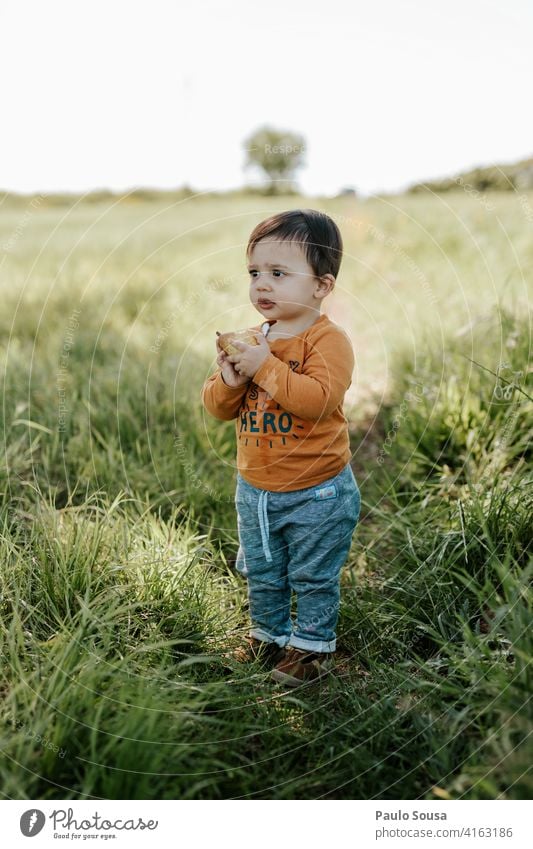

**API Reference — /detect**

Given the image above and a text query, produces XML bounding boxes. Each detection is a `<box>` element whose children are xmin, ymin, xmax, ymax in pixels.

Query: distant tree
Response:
<box><xmin>244</xmin><ymin>126</ymin><xmax>306</xmax><ymax>194</ymax></box>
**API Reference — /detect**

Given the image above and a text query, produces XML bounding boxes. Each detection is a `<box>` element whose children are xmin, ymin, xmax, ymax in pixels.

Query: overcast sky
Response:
<box><xmin>1</xmin><ymin>0</ymin><xmax>531</xmax><ymax>197</ymax></box>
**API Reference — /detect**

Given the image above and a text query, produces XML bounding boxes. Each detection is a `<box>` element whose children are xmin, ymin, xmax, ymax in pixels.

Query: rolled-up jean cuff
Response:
<box><xmin>250</xmin><ymin>628</ymin><xmax>290</xmax><ymax>648</ymax></box>
<box><xmin>288</xmin><ymin>635</ymin><xmax>336</xmax><ymax>653</ymax></box>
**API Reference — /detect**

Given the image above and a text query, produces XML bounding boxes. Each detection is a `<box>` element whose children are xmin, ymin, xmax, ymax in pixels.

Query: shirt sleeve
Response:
<box><xmin>200</xmin><ymin>368</ymin><xmax>249</xmax><ymax>421</ymax></box>
<box><xmin>252</xmin><ymin>326</ymin><xmax>354</xmax><ymax>422</ymax></box>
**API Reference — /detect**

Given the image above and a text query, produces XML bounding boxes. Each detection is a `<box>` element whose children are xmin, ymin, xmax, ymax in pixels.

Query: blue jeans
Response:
<box><xmin>234</xmin><ymin>462</ymin><xmax>361</xmax><ymax>653</ymax></box>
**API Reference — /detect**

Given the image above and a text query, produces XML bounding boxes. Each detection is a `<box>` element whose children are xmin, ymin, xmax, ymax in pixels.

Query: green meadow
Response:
<box><xmin>0</xmin><ymin>188</ymin><xmax>531</xmax><ymax>799</ymax></box>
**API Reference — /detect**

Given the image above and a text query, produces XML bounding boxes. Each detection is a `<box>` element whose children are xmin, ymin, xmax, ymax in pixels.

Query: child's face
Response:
<box><xmin>247</xmin><ymin>238</ymin><xmax>330</xmax><ymax>321</ymax></box>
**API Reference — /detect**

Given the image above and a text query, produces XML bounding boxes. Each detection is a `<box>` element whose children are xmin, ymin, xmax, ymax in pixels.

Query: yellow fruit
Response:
<box><xmin>216</xmin><ymin>328</ymin><xmax>259</xmax><ymax>355</ymax></box>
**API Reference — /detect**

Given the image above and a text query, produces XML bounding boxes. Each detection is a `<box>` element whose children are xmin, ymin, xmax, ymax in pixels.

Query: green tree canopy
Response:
<box><xmin>244</xmin><ymin>126</ymin><xmax>306</xmax><ymax>193</ymax></box>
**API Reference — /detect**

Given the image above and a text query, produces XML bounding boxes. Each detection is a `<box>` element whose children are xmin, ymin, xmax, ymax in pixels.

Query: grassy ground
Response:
<box><xmin>0</xmin><ymin>190</ymin><xmax>531</xmax><ymax>799</ymax></box>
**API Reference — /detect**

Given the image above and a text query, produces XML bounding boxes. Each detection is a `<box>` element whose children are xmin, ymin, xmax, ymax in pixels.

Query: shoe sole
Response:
<box><xmin>271</xmin><ymin>663</ymin><xmax>335</xmax><ymax>687</ymax></box>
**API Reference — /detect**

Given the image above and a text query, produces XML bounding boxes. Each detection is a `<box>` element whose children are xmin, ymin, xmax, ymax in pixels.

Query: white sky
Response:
<box><xmin>1</xmin><ymin>0</ymin><xmax>532</xmax><ymax>197</ymax></box>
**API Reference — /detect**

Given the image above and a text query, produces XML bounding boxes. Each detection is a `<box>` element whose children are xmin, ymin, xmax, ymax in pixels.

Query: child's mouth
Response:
<box><xmin>258</xmin><ymin>299</ymin><xmax>275</xmax><ymax>309</ymax></box>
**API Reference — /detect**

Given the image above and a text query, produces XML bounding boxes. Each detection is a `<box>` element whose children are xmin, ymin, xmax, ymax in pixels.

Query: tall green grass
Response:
<box><xmin>0</xmin><ymin>193</ymin><xmax>531</xmax><ymax>798</ymax></box>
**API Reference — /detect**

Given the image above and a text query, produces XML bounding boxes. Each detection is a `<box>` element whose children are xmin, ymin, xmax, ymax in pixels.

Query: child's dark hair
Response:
<box><xmin>246</xmin><ymin>208</ymin><xmax>343</xmax><ymax>279</ymax></box>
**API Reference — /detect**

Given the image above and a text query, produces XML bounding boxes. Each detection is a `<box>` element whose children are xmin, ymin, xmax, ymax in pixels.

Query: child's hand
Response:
<box><xmin>216</xmin><ymin>336</ymin><xmax>250</xmax><ymax>387</ymax></box>
<box><xmin>226</xmin><ymin>332</ymin><xmax>271</xmax><ymax>379</ymax></box>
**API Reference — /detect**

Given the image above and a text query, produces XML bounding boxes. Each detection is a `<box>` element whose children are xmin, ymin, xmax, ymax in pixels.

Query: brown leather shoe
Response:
<box><xmin>271</xmin><ymin>646</ymin><xmax>335</xmax><ymax>687</ymax></box>
<box><xmin>233</xmin><ymin>637</ymin><xmax>287</xmax><ymax>669</ymax></box>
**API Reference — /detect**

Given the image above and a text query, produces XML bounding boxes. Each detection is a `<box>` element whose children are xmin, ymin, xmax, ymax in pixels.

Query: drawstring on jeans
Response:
<box><xmin>257</xmin><ymin>490</ymin><xmax>273</xmax><ymax>562</ymax></box>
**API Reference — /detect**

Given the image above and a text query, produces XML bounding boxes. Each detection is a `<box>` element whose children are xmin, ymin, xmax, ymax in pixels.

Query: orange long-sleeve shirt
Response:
<box><xmin>201</xmin><ymin>313</ymin><xmax>355</xmax><ymax>491</ymax></box>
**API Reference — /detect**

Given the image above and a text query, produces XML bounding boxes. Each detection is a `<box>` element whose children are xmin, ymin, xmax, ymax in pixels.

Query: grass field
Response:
<box><xmin>0</xmin><ymin>189</ymin><xmax>531</xmax><ymax>799</ymax></box>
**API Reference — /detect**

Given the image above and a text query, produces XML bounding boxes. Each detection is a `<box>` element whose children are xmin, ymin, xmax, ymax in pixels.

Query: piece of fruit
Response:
<box><xmin>216</xmin><ymin>328</ymin><xmax>260</xmax><ymax>355</ymax></box>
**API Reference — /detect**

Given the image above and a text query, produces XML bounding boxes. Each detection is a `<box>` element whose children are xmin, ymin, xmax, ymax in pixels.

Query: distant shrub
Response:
<box><xmin>408</xmin><ymin>156</ymin><xmax>533</xmax><ymax>193</ymax></box>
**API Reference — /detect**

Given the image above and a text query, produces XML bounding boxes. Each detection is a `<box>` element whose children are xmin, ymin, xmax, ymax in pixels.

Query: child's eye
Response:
<box><xmin>248</xmin><ymin>269</ymin><xmax>285</xmax><ymax>279</ymax></box>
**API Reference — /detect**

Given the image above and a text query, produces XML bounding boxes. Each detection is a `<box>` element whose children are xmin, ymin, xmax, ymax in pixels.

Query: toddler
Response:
<box><xmin>201</xmin><ymin>208</ymin><xmax>361</xmax><ymax>687</ymax></box>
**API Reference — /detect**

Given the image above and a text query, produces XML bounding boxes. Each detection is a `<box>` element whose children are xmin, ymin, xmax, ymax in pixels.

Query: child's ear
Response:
<box><xmin>316</xmin><ymin>273</ymin><xmax>335</xmax><ymax>296</ymax></box>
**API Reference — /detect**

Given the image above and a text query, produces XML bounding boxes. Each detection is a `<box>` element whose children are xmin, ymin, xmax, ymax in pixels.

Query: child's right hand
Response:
<box><xmin>216</xmin><ymin>335</ymin><xmax>251</xmax><ymax>387</ymax></box>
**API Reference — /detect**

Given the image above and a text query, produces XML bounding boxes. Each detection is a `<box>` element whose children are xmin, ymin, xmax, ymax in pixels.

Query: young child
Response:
<box><xmin>201</xmin><ymin>208</ymin><xmax>361</xmax><ymax>687</ymax></box>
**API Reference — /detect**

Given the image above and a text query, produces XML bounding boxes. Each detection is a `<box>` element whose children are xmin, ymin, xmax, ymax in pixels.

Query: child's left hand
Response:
<box><xmin>226</xmin><ymin>332</ymin><xmax>271</xmax><ymax>378</ymax></box>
